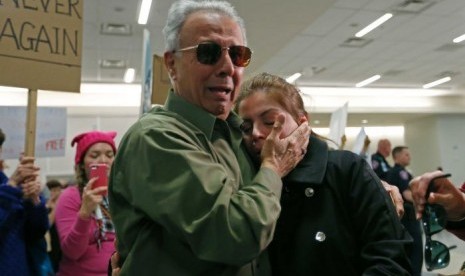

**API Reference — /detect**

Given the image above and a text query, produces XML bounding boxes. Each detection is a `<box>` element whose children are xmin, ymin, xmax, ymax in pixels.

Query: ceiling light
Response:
<box><xmin>138</xmin><ymin>0</ymin><xmax>152</xmax><ymax>25</ymax></box>
<box><xmin>286</xmin><ymin>72</ymin><xmax>302</xmax><ymax>83</ymax></box>
<box><xmin>453</xmin><ymin>34</ymin><xmax>465</xmax><ymax>43</ymax></box>
<box><xmin>361</xmin><ymin>119</ymin><xmax>368</xmax><ymax>124</ymax></box>
<box><xmin>124</xmin><ymin>68</ymin><xmax>136</xmax><ymax>83</ymax></box>
<box><xmin>355</xmin><ymin>13</ymin><xmax>393</xmax><ymax>38</ymax></box>
<box><xmin>355</xmin><ymin>75</ymin><xmax>381</xmax><ymax>88</ymax></box>
<box><xmin>422</xmin><ymin>76</ymin><xmax>451</xmax><ymax>89</ymax></box>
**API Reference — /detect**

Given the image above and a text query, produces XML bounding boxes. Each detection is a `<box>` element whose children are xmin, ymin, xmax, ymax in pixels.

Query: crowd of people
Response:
<box><xmin>1</xmin><ymin>1</ymin><xmax>465</xmax><ymax>276</ymax></box>
<box><xmin>0</xmin><ymin>129</ymin><xmax>118</xmax><ymax>276</ymax></box>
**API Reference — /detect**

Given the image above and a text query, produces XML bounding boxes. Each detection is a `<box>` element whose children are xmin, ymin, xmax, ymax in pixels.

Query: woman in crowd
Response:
<box><xmin>234</xmin><ymin>73</ymin><xmax>412</xmax><ymax>275</ymax></box>
<box><xmin>55</xmin><ymin>131</ymin><xmax>117</xmax><ymax>276</ymax></box>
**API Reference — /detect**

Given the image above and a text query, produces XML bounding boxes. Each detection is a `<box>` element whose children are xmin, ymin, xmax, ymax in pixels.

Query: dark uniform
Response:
<box><xmin>371</xmin><ymin>151</ymin><xmax>391</xmax><ymax>181</ymax></box>
<box><xmin>386</xmin><ymin>164</ymin><xmax>423</xmax><ymax>276</ymax></box>
<box><xmin>268</xmin><ymin>135</ymin><xmax>412</xmax><ymax>276</ymax></box>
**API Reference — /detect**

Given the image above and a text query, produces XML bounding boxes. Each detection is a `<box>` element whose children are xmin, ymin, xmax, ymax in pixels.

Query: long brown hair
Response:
<box><xmin>235</xmin><ymin>72</ymin><xmax>333</xmax><ymax>145</ymax></box>
<box><xmin>235</xmin><ymin>72</ymin><xmax>308</xmax><ymax>121</ymax></box>
<box><xmin>74</xmin><ymin>162</ymin><xmax>89</xmax><ymax>195</ymax></box>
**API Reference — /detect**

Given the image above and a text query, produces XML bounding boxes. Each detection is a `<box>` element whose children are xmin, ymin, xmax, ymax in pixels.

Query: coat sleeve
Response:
<box><xmin>348</xmin><ymin>157</ymin><xmax>412</xmax><ymax>275</ymax></box>
<box><xmin>110</xmin><ymin>123</ymin><xmax>282</xmax><ymax>266</ymax></box>
<box><xmin>55</xmin><ymin>187</ymin><xmax>94</xmax><ymax>260</ymax></box>
<box><xmin>24</xmin><ymin>196</ymin><xmax>49</xmax><ymax>242</ymax></box>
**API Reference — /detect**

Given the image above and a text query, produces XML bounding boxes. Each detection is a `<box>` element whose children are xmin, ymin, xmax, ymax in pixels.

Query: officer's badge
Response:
<box><xmin>400</xmin><ymin>170</ymin><xmax>409</xmax><ymax>180</ymax></box>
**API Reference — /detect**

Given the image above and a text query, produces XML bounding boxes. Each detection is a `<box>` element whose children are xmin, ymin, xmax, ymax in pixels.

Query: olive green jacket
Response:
<box><xmin>109</xmin><ymin>91</ymin><xmax>282</xmax><ymax>275</ymax></box>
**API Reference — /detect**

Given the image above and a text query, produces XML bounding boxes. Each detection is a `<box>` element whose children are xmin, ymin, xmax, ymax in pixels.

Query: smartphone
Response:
<box><xmin>89</xmin><ymin>164</ymin><xmax>108</xmax><ymax>196</ymax></box>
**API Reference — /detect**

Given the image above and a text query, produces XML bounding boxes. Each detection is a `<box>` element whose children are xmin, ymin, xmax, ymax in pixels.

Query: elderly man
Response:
<box><xmin>108</xmin><ymin>1</ymin><xmax>309</xmax><ymax>275</ymax></box>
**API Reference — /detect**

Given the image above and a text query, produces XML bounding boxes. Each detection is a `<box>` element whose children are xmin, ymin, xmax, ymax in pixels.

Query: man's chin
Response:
<box><xmin>210</xmin><ymin>105</ymin><xmax>232</xmax><ymax>120</ymax></box>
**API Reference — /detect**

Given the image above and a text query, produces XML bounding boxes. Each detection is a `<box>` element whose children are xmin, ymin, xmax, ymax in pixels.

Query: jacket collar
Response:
<box><xmin>283</xmin><ymin>133</ymin><xmax>328</xmax><ymax>186</ymax></box>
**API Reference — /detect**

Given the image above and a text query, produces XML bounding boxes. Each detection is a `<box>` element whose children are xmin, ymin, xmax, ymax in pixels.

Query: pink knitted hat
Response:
<box><xmin>71</xmin><ymin>131</ymin><xmax>117</xmax><ymax>165</ymax></box>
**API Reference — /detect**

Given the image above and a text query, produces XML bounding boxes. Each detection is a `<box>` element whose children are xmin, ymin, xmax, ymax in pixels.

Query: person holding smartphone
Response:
<box><xmin>54</xmin><ymin>131</ymin><xmax>117</xmax><ymax>276</ymax></box>
<box><xmin>410</xmin><ymin>171</ymin><xmax>465</xmax><ymax>241</ymax></box>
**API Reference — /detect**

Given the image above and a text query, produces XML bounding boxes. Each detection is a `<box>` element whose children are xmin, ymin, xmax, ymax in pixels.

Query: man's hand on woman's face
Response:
<box><xmin>260</xmin><ymin>114</ymin><xmax>311</xmax><ymax>177</ymax></box>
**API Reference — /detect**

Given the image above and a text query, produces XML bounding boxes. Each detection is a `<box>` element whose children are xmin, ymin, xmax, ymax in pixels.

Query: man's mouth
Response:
<box><xmin>209</xmin><ymin>86</ymin><xmax>233</xmax><ymax>94</ymax></box>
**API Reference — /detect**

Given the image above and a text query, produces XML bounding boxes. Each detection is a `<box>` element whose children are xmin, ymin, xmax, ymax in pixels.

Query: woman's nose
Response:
<box><xmin>97</xmin><ymin>155</ymin><xmax>110</xmax><ymax>164</ymax></box>
<box><xmin>251</xmin><ymin>125</ymin><xmax>266</xmax><ymax>139</ymax></box>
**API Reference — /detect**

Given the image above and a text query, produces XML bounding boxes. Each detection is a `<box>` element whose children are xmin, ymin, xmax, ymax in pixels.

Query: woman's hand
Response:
<box><xmin>78</xmin><ymin>178</ymin><xmax>107</xmax><ymax>219</ymax></box>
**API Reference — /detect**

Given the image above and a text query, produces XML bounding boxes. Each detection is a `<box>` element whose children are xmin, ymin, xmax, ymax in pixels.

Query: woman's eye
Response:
<box><xmin>240</xmin><ymin>122</ymin><xmax>253</xmax><ymax>134</ymax></box>
<box><xmin>264</xmin><ymin>121</ymin><xmax>275</xmax><ymax>127</ymax></box>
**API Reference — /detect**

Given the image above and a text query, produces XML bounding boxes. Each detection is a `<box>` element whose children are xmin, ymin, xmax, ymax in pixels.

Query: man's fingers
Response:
<box><xmin>268</xmin><ymin>114</ymin><xmax>285</xmax><ymax>141</ymax></box>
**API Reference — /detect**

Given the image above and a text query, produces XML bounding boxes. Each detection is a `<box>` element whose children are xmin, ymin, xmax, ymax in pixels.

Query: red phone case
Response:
<box><xmin>89</xmin><ymin>164</ymin><xmax>108</xmax><ymax>196</ymax></box>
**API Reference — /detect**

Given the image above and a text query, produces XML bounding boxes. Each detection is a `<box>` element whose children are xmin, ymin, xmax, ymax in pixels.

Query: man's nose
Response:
<box><xmin>216</xmin><ymin>49</ymin><xmax>235</xmax><ymax>76</ymax></box>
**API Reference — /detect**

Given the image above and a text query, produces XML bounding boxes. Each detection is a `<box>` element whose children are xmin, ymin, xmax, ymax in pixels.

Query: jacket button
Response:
<box><xmin>304</xmin><ymin>187</ymin><xmax>314</xmax><ymax>197</ymax></box>
<box><xmin>315</xmin><ymin>231</ymin><xmax>326</xmax><ymax>242</ymax></box>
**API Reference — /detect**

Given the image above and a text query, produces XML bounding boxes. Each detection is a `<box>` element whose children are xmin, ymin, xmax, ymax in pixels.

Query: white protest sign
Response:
<box><xmin>328</xmin><ymin>102</ymin><xmax>348</xmax><ymax>149</ymax></box>
<box><xmin>0</xmin><ymin>107</ymin><xmax>67</xmax><ymax>159</ymax></box>
<box><xmin>352</xmin><ymin>127</ymin><xmax>367</xmax><ymax>154</ymax></box>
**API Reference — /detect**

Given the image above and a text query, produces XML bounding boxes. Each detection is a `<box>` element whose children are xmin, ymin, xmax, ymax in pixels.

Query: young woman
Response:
<box><xmin>55</xmin><ymin>131</ymin><xmax>117</xmax><ymax>276</ymax></box>
<box><xmin>235</xmin><ymin>73</ymin><xmax>412</xmax><ymax>275</ymax></box>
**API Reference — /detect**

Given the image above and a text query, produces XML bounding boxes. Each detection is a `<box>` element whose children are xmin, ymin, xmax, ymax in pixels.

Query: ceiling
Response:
<box><xmin>81</xmin><ymin>0</ymin><xmax>465</xmax><ymax>126</ymax></box>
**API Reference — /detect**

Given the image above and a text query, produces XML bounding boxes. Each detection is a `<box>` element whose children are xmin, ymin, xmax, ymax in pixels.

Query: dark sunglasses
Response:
<box><xmin>175</xmin><ymin>42</ymin><xmax>252</xmax><ymax>67</ymax></box>
<box><xmin>422</xmin><ymin>173</ymin><xmax>456</xmax><ymax>271</ymax></box>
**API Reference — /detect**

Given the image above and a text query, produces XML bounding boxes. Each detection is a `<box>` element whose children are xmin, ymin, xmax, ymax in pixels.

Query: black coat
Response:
<box><xmin>371</xmin><ymin>152</ymin><xmax>392</xmax><ymax>181</ymax></box>
<box><xmin>268</xmin><ymin>135</ymin><xmax>412</xmax><ymax>276</ymax></box>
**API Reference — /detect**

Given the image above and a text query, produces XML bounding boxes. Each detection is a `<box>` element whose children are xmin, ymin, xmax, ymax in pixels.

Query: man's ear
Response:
<box><xmin>164</xmin><ymin>51</ymin><xmax>176</xmax><ymax>80</ymax></box>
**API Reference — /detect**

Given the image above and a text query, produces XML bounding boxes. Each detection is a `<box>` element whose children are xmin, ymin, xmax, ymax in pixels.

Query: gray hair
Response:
<box><xmin>162</xmin><ymin>0</ymin><xmax>247</xmax><ymax>52</ymax></box>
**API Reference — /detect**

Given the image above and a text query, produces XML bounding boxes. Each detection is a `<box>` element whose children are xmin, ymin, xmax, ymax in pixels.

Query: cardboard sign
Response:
<box><xmin>0</xmin><ymin>107</ymin><xmax>67</xmax><ymax>159</ymax></box>
<box><xmin>152</xmin><ymin>55</ymin><xmax>171</xmax><ymax>105</ymax></box>
<box><xmin>0</xmin><ymin>0</ymin><xmax>83</xmax><ymax>92</ymax></box>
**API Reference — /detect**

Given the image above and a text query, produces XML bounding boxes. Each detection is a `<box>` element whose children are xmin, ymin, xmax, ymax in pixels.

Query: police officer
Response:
<box><xmin>386</xmin><ymin>146</ymin><xmax>423</xmax><ymax>276</ymax></box>
<box><xmin>371</xmin><ymin>138</ymin><xmax>392</xmax><ymax>181</ymax></box>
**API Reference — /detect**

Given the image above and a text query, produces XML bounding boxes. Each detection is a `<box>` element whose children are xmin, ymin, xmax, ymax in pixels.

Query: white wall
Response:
<box><xmin>405</xmin><ymin>114</ymin><xmax>465</xmax><ymax>187</ymax></box>
<box><xmin>404</xmin><ymin>116</ymin><xmax>442</xmax><ymax>177</ymax></box>
<box><xmin>437</xmin><ymin>115</ymin><xmax>465</xmax><ymax>186</ymax></box>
